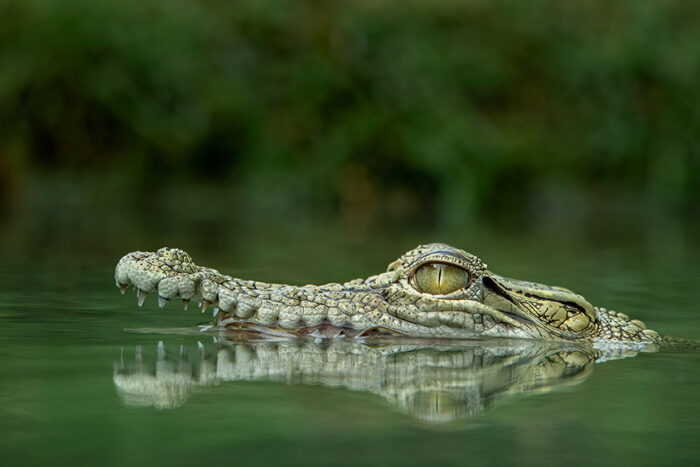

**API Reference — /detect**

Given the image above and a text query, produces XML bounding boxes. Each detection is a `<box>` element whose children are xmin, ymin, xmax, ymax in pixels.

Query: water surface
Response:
<box><xmin>1</xmin><ymin>239</ymin><xmax>698</xmax><ymax>466</ymax></box>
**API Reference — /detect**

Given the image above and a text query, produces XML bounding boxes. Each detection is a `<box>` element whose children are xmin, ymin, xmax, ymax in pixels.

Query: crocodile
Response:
<box><xmin>114</xmin><ymin>243</ymin><xmax>661</xmax><ymax>345</ymax></box>
<box><xmin>114</xmin><ymin>339</ymin><xmax>601</xmax><ymax>422</ymax></box>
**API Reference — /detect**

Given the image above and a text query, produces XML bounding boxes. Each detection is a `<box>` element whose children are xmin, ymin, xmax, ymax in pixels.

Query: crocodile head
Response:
<box><xmin>115</xmin><ymin>243</ymin><xmax>659</xmax><ymax>342</ymax></box>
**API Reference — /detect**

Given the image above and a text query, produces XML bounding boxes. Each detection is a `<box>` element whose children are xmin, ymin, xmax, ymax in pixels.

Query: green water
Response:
<box><xmin>1</xmin><ymin>237</ymin><xmax>699</xmax><ymax>466</ymax></box>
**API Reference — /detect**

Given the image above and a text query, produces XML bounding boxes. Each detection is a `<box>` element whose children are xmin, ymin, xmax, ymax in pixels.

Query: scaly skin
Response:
<box><xmin>114</xmin><ymin>243</ymin><xmax>661</xmax><ymax>344</ymax></box>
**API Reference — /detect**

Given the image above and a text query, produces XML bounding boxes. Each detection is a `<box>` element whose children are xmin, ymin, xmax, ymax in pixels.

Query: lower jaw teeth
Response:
<box><xmin>137</xmin><ymin>290</ymin><xmax>148</xmax><ymax>307</ymax></box>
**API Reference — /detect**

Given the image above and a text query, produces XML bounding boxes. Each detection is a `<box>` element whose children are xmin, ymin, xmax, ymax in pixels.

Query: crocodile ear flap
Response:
<box><xmin>386</xmin><ymin>259</ymin><xmax>403</xmax><ymax>272</ymax></box>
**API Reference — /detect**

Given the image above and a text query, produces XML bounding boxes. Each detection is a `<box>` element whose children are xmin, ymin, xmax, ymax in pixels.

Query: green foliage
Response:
<box><xmin>1</xmin><ymin>0</ymin><xmax>698</xmax><ymax>228</ymax></box>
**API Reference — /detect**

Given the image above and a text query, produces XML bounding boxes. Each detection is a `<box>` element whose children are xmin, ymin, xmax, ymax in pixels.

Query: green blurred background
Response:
<box><xmin>1</xmin><ymin>0</ymin><xmax>698</xmax><ymax>258</ymax></box>
<box><xmin>1</xmin><ymin>4</ymin><xmax>700</xmax><ymax>465</ymax></box>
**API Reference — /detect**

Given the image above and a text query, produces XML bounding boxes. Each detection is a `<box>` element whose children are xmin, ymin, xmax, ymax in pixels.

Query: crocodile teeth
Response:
<box><xmin>119</xmin><ymin>283</ymin><xmax>128</xmax><ymax>295</ymax></box>
<box><xmin>212</xmin><ymin>307</ymin><xmax>219</xmax><ymax>318</ymax></box>
<box><xmin>137</xmin><ymin>289</ymin><xmax>148</xmax><ymax>307</ymax></box>
<box><xmin>201</xmin><ymin>299</ymin><xmax>211</xmax><ymax>314</ymax></box>
<box><xmin>182</xmin><ymin>299</ymin><xmax>190</xmax><ymax>311</ymax></box>
<box><xmin>158</xmin><ymin>296</ymin><xmax>168</xmax><ymax>308</ymax></box>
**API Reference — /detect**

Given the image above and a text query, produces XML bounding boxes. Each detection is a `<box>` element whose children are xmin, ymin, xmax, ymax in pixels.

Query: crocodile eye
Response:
<box><xmin>414</xmin><ymin>263</ymin><xmax>469</xmax><ymax>295</ymax></box>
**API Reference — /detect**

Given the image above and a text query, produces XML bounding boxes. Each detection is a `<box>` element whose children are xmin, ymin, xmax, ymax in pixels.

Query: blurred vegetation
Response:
<box><xmin>0</xmin><ymin>0</ymin><xmax>698</xmax><ymax>253</ymax></box>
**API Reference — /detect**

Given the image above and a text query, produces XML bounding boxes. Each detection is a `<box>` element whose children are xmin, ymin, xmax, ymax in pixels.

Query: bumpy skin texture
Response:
<box><xmin>114</xmin><ymin>243</ymin><xmax>661</xmax><ymax>344</ymax></box>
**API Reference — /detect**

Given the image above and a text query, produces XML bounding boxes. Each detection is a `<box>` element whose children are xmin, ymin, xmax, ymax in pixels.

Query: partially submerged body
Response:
<box><xmin>114</xmin><ymin>243</ymin><xmax>661</xmax><ymax>346</ymax></box>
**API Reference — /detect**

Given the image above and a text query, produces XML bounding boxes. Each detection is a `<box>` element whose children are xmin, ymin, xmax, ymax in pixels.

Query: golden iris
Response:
<box><xmin>414</xmin><ymin>263</ymin><xmax>468</xmax><ymax>295</ymax></box>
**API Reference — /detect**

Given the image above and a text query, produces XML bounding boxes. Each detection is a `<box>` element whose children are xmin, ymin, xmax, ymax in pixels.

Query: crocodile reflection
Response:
<box><xmin>113</xmin><ymin>339</ymin><xmax>649</xmax><ymax>422</ymax></box>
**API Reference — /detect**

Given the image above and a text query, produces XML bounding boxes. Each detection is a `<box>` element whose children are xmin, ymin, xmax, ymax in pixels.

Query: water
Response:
<box><xmin>1</xmin><ymin>238</ymin><xmax>699</xmax><ymax>466</ymax></box>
